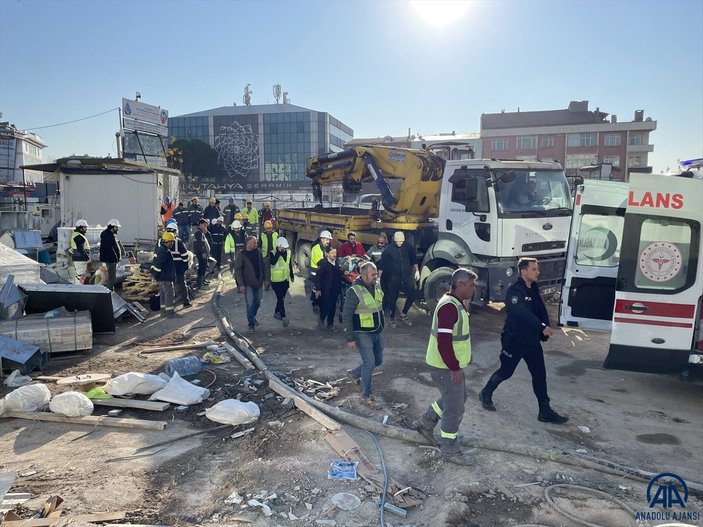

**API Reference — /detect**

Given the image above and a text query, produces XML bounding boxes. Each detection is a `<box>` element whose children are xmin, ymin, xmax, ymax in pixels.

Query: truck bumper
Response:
<box><xmin>484</xmin><ymin>254</ymin><xmax>565</xmax><ymax>302</ymax></box>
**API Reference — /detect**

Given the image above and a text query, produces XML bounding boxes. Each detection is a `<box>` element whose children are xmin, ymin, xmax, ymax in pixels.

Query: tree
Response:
<box><xmin>167</xmin><ymin>139</ymin><xmax>218</xmax><ymax>183</ymax></box>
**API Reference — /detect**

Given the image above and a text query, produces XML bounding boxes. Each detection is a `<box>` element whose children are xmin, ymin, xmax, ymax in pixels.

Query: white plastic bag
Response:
<box><xmin>205</xmin><ymin>399</ymin><xmax>260</xmax><ymax>425</ymax></box>
<box><xmin>104</xmin><ymin>372</ymin><xmax>167</xmax><ymax>396</ymax></box>
<box><xmin>149</xmin><ymin>371</ymin><xmax>210</xmax><ymax>405</ymax></box>
<box><xmin>50</xmin><ymin>391</ymin><xmax>94</xmax><ymax>417</ymax></box>
<box><xmin>4</xmin><ymin>370</ymin><xmax>32</xmax><ymax>387</ymax></box>
<box><xmin>2</xmin><ymin>383</ymin><xmax>51</xmax><ymax>413</ymax></box>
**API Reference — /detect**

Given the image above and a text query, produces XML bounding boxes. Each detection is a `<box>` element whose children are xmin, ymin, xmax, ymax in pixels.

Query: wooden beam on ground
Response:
<box><xmin>137</xmin><ymin>340</ymin><xmax>216</xmax><ymax>354</ymax></box>
<box><xmin>3</xmin><ymin>412</ymin><xmax>166</xmax><ymax>431</ymax></box>
<box><xmin>93</xmin><ymin>399</ymin><xmax>170</xmax><ymax>411</ymax></box>
<box><xmin>2</xmin><ymin>511</ymin><xmax>126</xmax><ymax>527</ymax></box>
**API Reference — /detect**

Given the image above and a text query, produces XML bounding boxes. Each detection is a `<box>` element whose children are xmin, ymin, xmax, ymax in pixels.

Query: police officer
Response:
<box><xmin>414</xmin><ymin>268</ymin><xmax>477</xmax><ymax>465</ymax></box>
<box><xmin>70</xmin><ymin>219</ymin><xmax>90</xmax><ymax>284</ymax></box>
<box><xmin>478</xmin><ymin>257</ymin><xmax>568</xmax><ymax>424</ymax></box>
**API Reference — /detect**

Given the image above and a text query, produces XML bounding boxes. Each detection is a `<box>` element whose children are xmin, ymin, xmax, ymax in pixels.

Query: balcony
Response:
<box><xmin>628</xmin><ymin>143</ymin><xmax>654</xmax><ymax>153</ymax></box>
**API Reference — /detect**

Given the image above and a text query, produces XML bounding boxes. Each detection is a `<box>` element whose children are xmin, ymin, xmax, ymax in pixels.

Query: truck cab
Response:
<box><xmin>421</xmin><ymin>159</ymin><xmax>572</xmax><ymax>305</ymax></box>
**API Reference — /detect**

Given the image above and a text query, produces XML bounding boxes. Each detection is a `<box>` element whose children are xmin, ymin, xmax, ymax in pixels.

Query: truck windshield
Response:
<box><xmin>494</xmin><ymin>169</ymin><xmax>572</xmax><ymax>215</ymax></box>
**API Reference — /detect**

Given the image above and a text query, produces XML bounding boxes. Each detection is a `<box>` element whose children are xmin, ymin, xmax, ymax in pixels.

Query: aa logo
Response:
<box><xmin>647</xmin><ymin>472</ymin><xmax>688</xmax><ymax>509</ymax></box>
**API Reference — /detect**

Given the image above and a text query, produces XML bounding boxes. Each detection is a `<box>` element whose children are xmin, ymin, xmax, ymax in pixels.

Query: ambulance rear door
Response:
<box><xmin>604</xmin><ymin>173</ymin><xmax>703</xmax><ymax>373</ymax></box>
<box><xmin>559</xmin><ymin>180</ymin><xmax>628</xmax><ymax>331</ymax></box>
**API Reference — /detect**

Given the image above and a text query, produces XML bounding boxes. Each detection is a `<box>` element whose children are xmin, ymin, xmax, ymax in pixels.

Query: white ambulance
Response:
<box><xmin>560</xmin><ymin>160</ymin><xmax>703</xmax><ymax>374</ymax></box>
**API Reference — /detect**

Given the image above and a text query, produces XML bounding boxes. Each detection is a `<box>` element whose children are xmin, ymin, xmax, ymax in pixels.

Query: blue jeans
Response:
<box><xmin>245</xmin><ymin>286</ymin><xmax>263</xmax><ymax>328</ymax></box>
<box><xmin>178</xmin><ymin>224</ymin><xmax>190</xmax><ymax>242</ymax></box>
<box><xmin>351</xmin><ymin>331</ymin><xmax>384</xmax><ymax>397</ymax></box>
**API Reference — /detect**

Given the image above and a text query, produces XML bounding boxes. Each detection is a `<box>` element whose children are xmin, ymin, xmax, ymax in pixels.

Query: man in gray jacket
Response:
<box><xmin>234</xmin><ymin>236</ymin><xmax>270</xmax><ymax>334</ymax></box>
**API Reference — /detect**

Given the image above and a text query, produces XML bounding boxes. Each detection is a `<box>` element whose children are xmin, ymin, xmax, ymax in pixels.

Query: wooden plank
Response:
<box><xmin>93</xmin><ymin>399</ymin><xmax>170</xmax><ymax>411</ymax></box>
<box><xmin>267</xmin><ymin>381</ymin><xmax>341</xmax><ymax>431</ymax></box>
<box><xmin>3</xmin><ymin>511</ymin><xmax>126</xmax><ymax>527</ymax></box>
<box><xmin>3</xmin><ymin>412</ymin><xmax>167</xmax><ymax>431</ymax></box>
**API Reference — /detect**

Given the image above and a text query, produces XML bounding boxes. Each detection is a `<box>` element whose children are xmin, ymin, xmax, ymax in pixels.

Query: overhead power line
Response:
<box><xmin>25</xmin><ymin>107</ymin><xmax>120</xmax><ymax>131</ymax></box>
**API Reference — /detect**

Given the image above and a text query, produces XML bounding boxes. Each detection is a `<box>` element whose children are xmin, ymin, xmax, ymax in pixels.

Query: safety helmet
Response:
<box><xmin>191</xmin><ymin>197</ymin><xmax>198</xmax><ymax>202</ymax></box>
<box><xmin>231</xmin><ymin>220</ymin><xmax>242</xmax><ymax>229</ymax></box>
<box><xmin>320</xmin><ymin>230</ymin><xmax>332</xmax><ymax>239</ymax></box>
<box><xmin>229</xmin><ymin>196</ymin><xmax>235</xmax><ymax>203</ymax></box>
<box><xmin>162</xmin><ymin>232</ymin><xmax>176</xmax><ymax>242</ymax></box>
<box><xmin>234</xmin><ymin>212</ymin><xmax>242</xmax><ymax>220</ymax></box>
<box><xmin>75</xmin><ymin>219</ymin><xmax>89</xmax><ymax>228</ymax></box>
<box><xmin>209</xmin><ymin>197</ymin><xmax>216</xmax><ymax>204</ymax></box>
<box><xmin>164</xmin><ymin>196</ymin><xmax>171</xmax><ymax>205</ymax></box>
<box><xmin>108</xmin><ymin>218</ymin><xmax>121</xmax><ymax>227</ymax></box>
<box><xmin>393</xmin><ymin>231</ymin><xmax>405</xmax><ymax>242</ymax></box>
<box><xmin>210</xmin><ymin>218</ymin><xmax>218</xmax><ymax>225</ymax></box>
<box><xmin>263</xmin><ymin>201</ymin><xmax>270</xmax><ymax>207</ymax></box>
<box><xmin>166</xmin><ymin>218</ymin><xmax>177</xmax><ymax>227</ymax></box>
<box><xmin>277</xmin><ymin>237</ymin><xmax>289</xmax><ymax>249</ymax></box>
<box><xmin>263</xmin><ymin>220</ymin><xmax>273</xmax><ymax>229</ymax></box>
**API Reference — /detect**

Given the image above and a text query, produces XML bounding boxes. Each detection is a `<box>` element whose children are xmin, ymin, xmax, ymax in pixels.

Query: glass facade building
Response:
<box><xmin>169</xmin><ymin>104</ymin><xmax>352</xmax><ymax>191</ymax></box>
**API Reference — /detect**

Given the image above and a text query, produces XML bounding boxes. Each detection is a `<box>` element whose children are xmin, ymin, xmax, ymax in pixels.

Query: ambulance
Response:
<box><xmin>560</xmin><ymin>159</ymin><xmax>703</xmax><ymax>374</ymax></box>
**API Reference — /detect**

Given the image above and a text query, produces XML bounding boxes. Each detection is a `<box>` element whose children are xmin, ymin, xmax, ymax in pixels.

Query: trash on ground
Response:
<box><xmin>104</xmin><ymin>372</ymin><xmax>167</xmax><ymax>396</ymax></box>
<box><xmin>1</xmin><ymin>383</ymin><xmax>51</xmax><ymax>414</ymax></box>
<box><xmin>331</xmin><ymin>492</ymin><xmax>361</xmax><ymax>511</ymax></box>
<box><xmin>205</xmin><ymin>399</ymin><xmax>260</xmax><ymax>425</ymax></box>
<box><xmin>247</xmin><ymin>498</ymin><xmax>272</xmax><ymax>516</ymax></box>
<box><xmin>327</xmin><ymin>460</ymin><xmax>358</xmax><ymax>480</ymax></box>
<box><xmin>149</xmin><ymin>371</ymin><xmax>210</xmax><ymax>405</ymax></box>
<box><xmin>49</xmin><ymin>391</ymin><xmax>94</xmax><ymax>417</ymax></box>
<box><xmin>578</xmin><ymin>425</ymin><xmax>591</xmax><ymax>433</ymax></box>
<box><xmin>3</xmin><ymin>370</ymin><xmax>32</xmax><ymax>388</ymax></box>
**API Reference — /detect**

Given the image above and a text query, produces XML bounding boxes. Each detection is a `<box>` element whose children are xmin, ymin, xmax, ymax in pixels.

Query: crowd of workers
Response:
<box><xmin>69</xmin><ymin>196</ymin><xmax>568</xmax><ymax>466</ymax></box>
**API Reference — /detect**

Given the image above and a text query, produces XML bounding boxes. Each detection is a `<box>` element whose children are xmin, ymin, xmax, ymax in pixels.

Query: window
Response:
<box><xmin>449</xmin><ymin>168</ymin><xmax>489</xmax><ymax>212</ymax></box>
<box><xmin>629</xmin><ymin>133</ymin><xmax>643</xmax><ymax>145</ymax></box>
<box><xmin>491</xmin><ymin>139</ymin><xmax>508</xmax><ymax>151</ymax></box>
<box><xmin>517</xmin><ymin>136</ymin><xmax>537</xmax><ymax>150</ymax></box>
<box><xmin>565</xmin><ymin>154</ymin><xmax>598</xmax><ymax>169</ymax></box>
<box><xmin>628</xmin><ymin>155</ymin><xmax>643</xmax><ymax>168</ymax></box>
<box><xmin>604</xmin><ymin>134</ymin><xmax>621</xmax><ymax>147</ymax></box>
<box><xmin>567</xmin><ymin>132</ymin><xmax>598</xmax><ymax>147</ymax></box>
<box><xmin>541</xmin><ymin>136</ymin><xmax>554</xmax><ymax>148</ymax></box>
<box><xmin>575</xmin><ymin>212</ymin><xmax>624</xmax><ymax>268</ymax></box>
<box><xmin>603</xmin><ymin>155</ymin><xmax>620</xmax><ymax>167</ymax></box>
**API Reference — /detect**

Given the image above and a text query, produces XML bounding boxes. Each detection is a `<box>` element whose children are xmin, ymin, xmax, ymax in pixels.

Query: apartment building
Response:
<box><xmin>480</xmin><ymin>101</ymin><xmax>656</xmax><ymax>181</ymax></box>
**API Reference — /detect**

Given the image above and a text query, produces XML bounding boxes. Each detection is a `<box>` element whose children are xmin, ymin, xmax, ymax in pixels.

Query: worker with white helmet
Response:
<box><xmin>307</xmin><ymin>230</ymin><xmax>333</xmax><ymax>313</ymax></box>
<box><xmin>70</xmin><ymin>219</ymin><xmax>91</xmax><ymax>284</ymax></box>
<box><xmin>270</xmin><ymin>236</ymin><xmax>294</xmax><ymax>327</ymax></box>
<box><xmin>224</xmin><ymin>219</ymin><xmax>246</xmax><ymax>277</ymax></box>
<box><xmin>99</xmin><ymin>218</ymin><xmax>122</xmax><ymax>291</ymax></box>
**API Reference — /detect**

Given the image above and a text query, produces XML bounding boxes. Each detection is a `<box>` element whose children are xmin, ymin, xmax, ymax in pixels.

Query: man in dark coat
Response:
<box><xmin>314</xmin><ymin>246</ymin><xmax>343</xmax><ymax>330</ymax></box>
<box><xmin>99</xmin><ymin>218</ymin><xmax>122</xmax><ymax>291</ymax></box>
<box><xmin>193</xmin><ymin>218</ymin><xmax>213</xmax><ymax>290</ymax></box>
<box><xmin>234</xmin><ymin>236</ymin><xmax>270</xmax><ymax>334</ymax></box>
<box><xmin>478</xmin><ymin>257</ymin><xmax>568</xmax><ymax>424</ymax></box>
<box><xmin>378</xmin><ymin>231</ymin><xmax>418</xmax><ymax>327</ymax></box>
<box><xmin>150</xmin><ymin>231</ymin><xmax>180</xmax><ymax>317</ymax></box>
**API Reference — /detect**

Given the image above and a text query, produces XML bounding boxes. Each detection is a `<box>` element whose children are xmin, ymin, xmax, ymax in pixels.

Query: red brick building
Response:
<box><xmin>480</xmin><ymin>101</ymin><xmax>656</xmax><ymax>181</ymax></box>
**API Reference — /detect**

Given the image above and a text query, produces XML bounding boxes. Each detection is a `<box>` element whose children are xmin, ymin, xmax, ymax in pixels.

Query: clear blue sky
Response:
<box><xmin>1</xmin><ymin>0</ymin><xmax>701</xmax><ymax>173</ymax></box>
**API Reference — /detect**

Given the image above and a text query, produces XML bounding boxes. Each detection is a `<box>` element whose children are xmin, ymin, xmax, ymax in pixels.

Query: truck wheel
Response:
<box><xmin>424</xmin><ymin>266</ymin><xmax>454</xmax><ymax>314</ymax></box>
<box><xmin>296</xmin><ymin>242</ymin><xmax>312</xmax><ymax>277</ymax></box>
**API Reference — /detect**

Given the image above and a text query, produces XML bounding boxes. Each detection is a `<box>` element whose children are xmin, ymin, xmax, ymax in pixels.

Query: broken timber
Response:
<box><xmin>2</xmin><ymin>511</ymin><xmax>126</xmax><ymax>527</ymax></box>
<box><xmin>93</xmin><ymin>399</ymin><xmax>170</xmax><ymax>411</ymax></box>
<box><xmin>3</xmin><ymin>411</ymin><xmax>166</xmax><ymax>430</ymax></box>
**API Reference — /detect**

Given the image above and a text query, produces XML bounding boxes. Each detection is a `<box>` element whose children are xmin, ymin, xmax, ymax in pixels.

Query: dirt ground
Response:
<box><xmin>1</xmin><ymin>273</ymin><xmax>702</xmax><ymax>527</ymax></box>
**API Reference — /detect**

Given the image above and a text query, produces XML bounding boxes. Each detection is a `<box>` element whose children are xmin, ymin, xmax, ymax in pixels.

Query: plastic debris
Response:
<box><xmin>327</xmin><ymin>460</ymin><xmax>358</xmax><ymax>480</ymax></box>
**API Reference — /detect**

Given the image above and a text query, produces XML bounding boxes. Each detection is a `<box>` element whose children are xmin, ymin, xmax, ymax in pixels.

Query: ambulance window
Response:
<box><xmin>575</xmin><ymin>213</ymin><xmax>624</xmax><ymax>267</ymax></box>
<box><xmin>619</xmin><ymin>216</ymin><xmax>700</xmax><ymax>294</ymax></box>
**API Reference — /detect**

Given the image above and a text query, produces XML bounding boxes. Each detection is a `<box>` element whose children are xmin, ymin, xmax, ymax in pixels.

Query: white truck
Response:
<box><xmin>560</xmin><ymin>160</ymin><xmax>703</xmax><ymax>374</ymax></box>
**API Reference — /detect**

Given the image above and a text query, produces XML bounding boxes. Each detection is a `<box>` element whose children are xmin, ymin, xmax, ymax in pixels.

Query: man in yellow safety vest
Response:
<box><xmin>414</xmin><ymin>268</ymin><xmax>477</xmax><ymax>465</ymax></box>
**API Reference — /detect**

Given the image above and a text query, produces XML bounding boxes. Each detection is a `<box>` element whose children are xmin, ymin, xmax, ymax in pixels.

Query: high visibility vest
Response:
<box><xmin>70</xmin><ymin>231</ymin><xmax>90</xmax><ymax>260</ymax></box>
<box><xmin>426</xmin><ymin>294</ymin><xmax>471</xmax><ymax>369</ymax></box>
<box><xmin>270</xmin><ymin>249</ymin><xmax>291</xmax><ymax>283</ymax></box>
<box><xmin>351</xmin><ymin>283</ymin><xmax>384</xmax><ymax>331</ymax></box>
<box><xmin>310</xmin><ymin>242</ymin><xmax>325</xmax><ymax>272</ymax></box>
<box><xmin>260</xmin><ymin>231</ymin><xmax>279</xmax><ymax>257</ymax></box>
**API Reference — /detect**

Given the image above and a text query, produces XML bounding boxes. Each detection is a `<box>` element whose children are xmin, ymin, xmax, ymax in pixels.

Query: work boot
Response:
<box><xmin>439</xmin><ymin>438</ymin><xmax>475</xmax><ymax>466</ymax></box>
<box><xmin>399</xmin><ymin>313</ymin><xmax>413</xmax><ymax>327</ymax></box>
<box><xmin>361</xmin><ymin>395</ymin><xmax>382</xmax><ymax>411</ymax></box>
<box><xmin>388</xmin><ymin>318</ymin><xmax>397</xmax><ymax>328</ymax></box>
<box><xmin>274</xmin><ymin>312</ymin><xmax>282</xmax><ymax>320</ymax></box>
<box><xmin>346</xmin><ymin>369</ymin><xmax>360</xmax><ymax>384</ymax></box>
<box><xmin>478</xmin><ymin>373</ymin><xmax>502</xmax><ymax>412</ymax></box>
<box><xmin>412</xmin><ymin>419</ymin><xmax>437</xmax><ymax>445</ymax></box>
<box><xmin>538</xmin><ymin>403</ymin><xmax>569</xmax><ymax>424</ymax></box>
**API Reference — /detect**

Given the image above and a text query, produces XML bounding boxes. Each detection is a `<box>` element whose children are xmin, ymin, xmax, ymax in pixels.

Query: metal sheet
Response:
<box><xmin>19</xmin><ymin>283</ymin><xmax>116</xmax><ymax>334</ymax></box>
<box><xmin>0</xmin><ymin>472</ymin><xmax>18</xmax><ymax>502</ymax></box>
<box><xmin>0</xmin><ymin>336</ymin><xmax>40</xmax><ymax>364</ymax></box>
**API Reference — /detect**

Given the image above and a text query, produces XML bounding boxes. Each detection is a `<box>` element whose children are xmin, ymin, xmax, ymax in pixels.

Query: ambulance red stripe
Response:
<box><xmin>614</xmin><ymin>299</ymin><xmax>695</xmax><ymax>319</ymax></box>
<box><xmin>613</xmin><ymin>317</ymin><xmax>693</xmax><ymax>329</ymax></box>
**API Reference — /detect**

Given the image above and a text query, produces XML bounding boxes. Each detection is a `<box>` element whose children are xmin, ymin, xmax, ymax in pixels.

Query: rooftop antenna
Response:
<box><xmin>135</xmin><ymin>91</ymin><xmax>142</xmax><ymax>101</ymax></box>
<box><xmin>283</xmin><ymin>91</ymin><xmax>290</xmax><ymax>104</ymax></box>
<box><xmin>243</xmin><ymin>84</ymin><xmax>253</xmax><ymax>106</ymax></box>
<box><xmin>273</xmin><ymin>83</ymin><xmax>282</xmax><ymax>104</ymax></box>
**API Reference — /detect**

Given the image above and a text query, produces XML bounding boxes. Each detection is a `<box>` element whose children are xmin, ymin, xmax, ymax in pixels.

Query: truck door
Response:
<box><xmin>559</xmin><ymin>181</ymin><xmax>628</xmax><ymax>331</ymax></box>
<box><xmin>604</xmin><ymin>174</ymin><xmax>703</xmax><ymax>373</ymax></box>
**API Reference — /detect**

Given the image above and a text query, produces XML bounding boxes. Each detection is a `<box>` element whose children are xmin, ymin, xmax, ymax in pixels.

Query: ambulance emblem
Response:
<box><xmin>638</xmin><ymin>241</ymin><xmax>683</xmax><ymax>282</ymax></box>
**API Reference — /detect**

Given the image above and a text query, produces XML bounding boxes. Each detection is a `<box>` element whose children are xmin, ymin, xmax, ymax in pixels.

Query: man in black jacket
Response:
<box><xmin>99</xmin><ymin>218</ymin><xmax>122</xmax><ymax>291</ymax></box>
<box><xmin>234</xmin><ymin>236</ymin><xmax>270</xmax><ymax>334</ymax></box>
<box><xmin>70</xmin><ymin>219</ymin><xmax>90</xmax><ymax>284</ymax></box>
<box><xmin>151</xmin><ymin>232</ymin><xmax>179</xmax><ymax>318</ymax></box>
<box><xmin>193</xmin><ymin>219</ymin><xmax>213</xmax><ymax>290</ymax></box>
<box><xmin>478</xmin><ymin>257</ymin><xmax>568</xmax><ymax>424</ymax></box>
<box><xmin>378</xmin><ymin>231</ymin><xmax>418</xmax><ymax>327</ymax></box>
<box><xmin>314</xmin><ymin>246</ymin><xmax>343</xmax><ymax>330</ymax></box>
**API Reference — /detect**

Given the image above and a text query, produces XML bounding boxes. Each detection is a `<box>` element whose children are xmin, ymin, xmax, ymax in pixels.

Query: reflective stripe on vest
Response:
<box><xmin>425</xmin><ymin>294</ymin><xmax>471</xmax><ymax>369</ymax></box>
<box><xmin>351</xmin><ymin>283</ymin><xmax>384</xmax><ymax>330</ymax></box>
<box><xmin>70</xmin><ymin>232</ymin><xmax>90</xmax><ymax>250</ymax></box>
<box><xmin>261</xmin><ymin>232</ymin><xmax>279</xmax><ymax>256</ymax></box>
<box><xmin>270</xmin><ymin>249</ymin><xmax>291</xmax><ymax>283</ymax></box>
